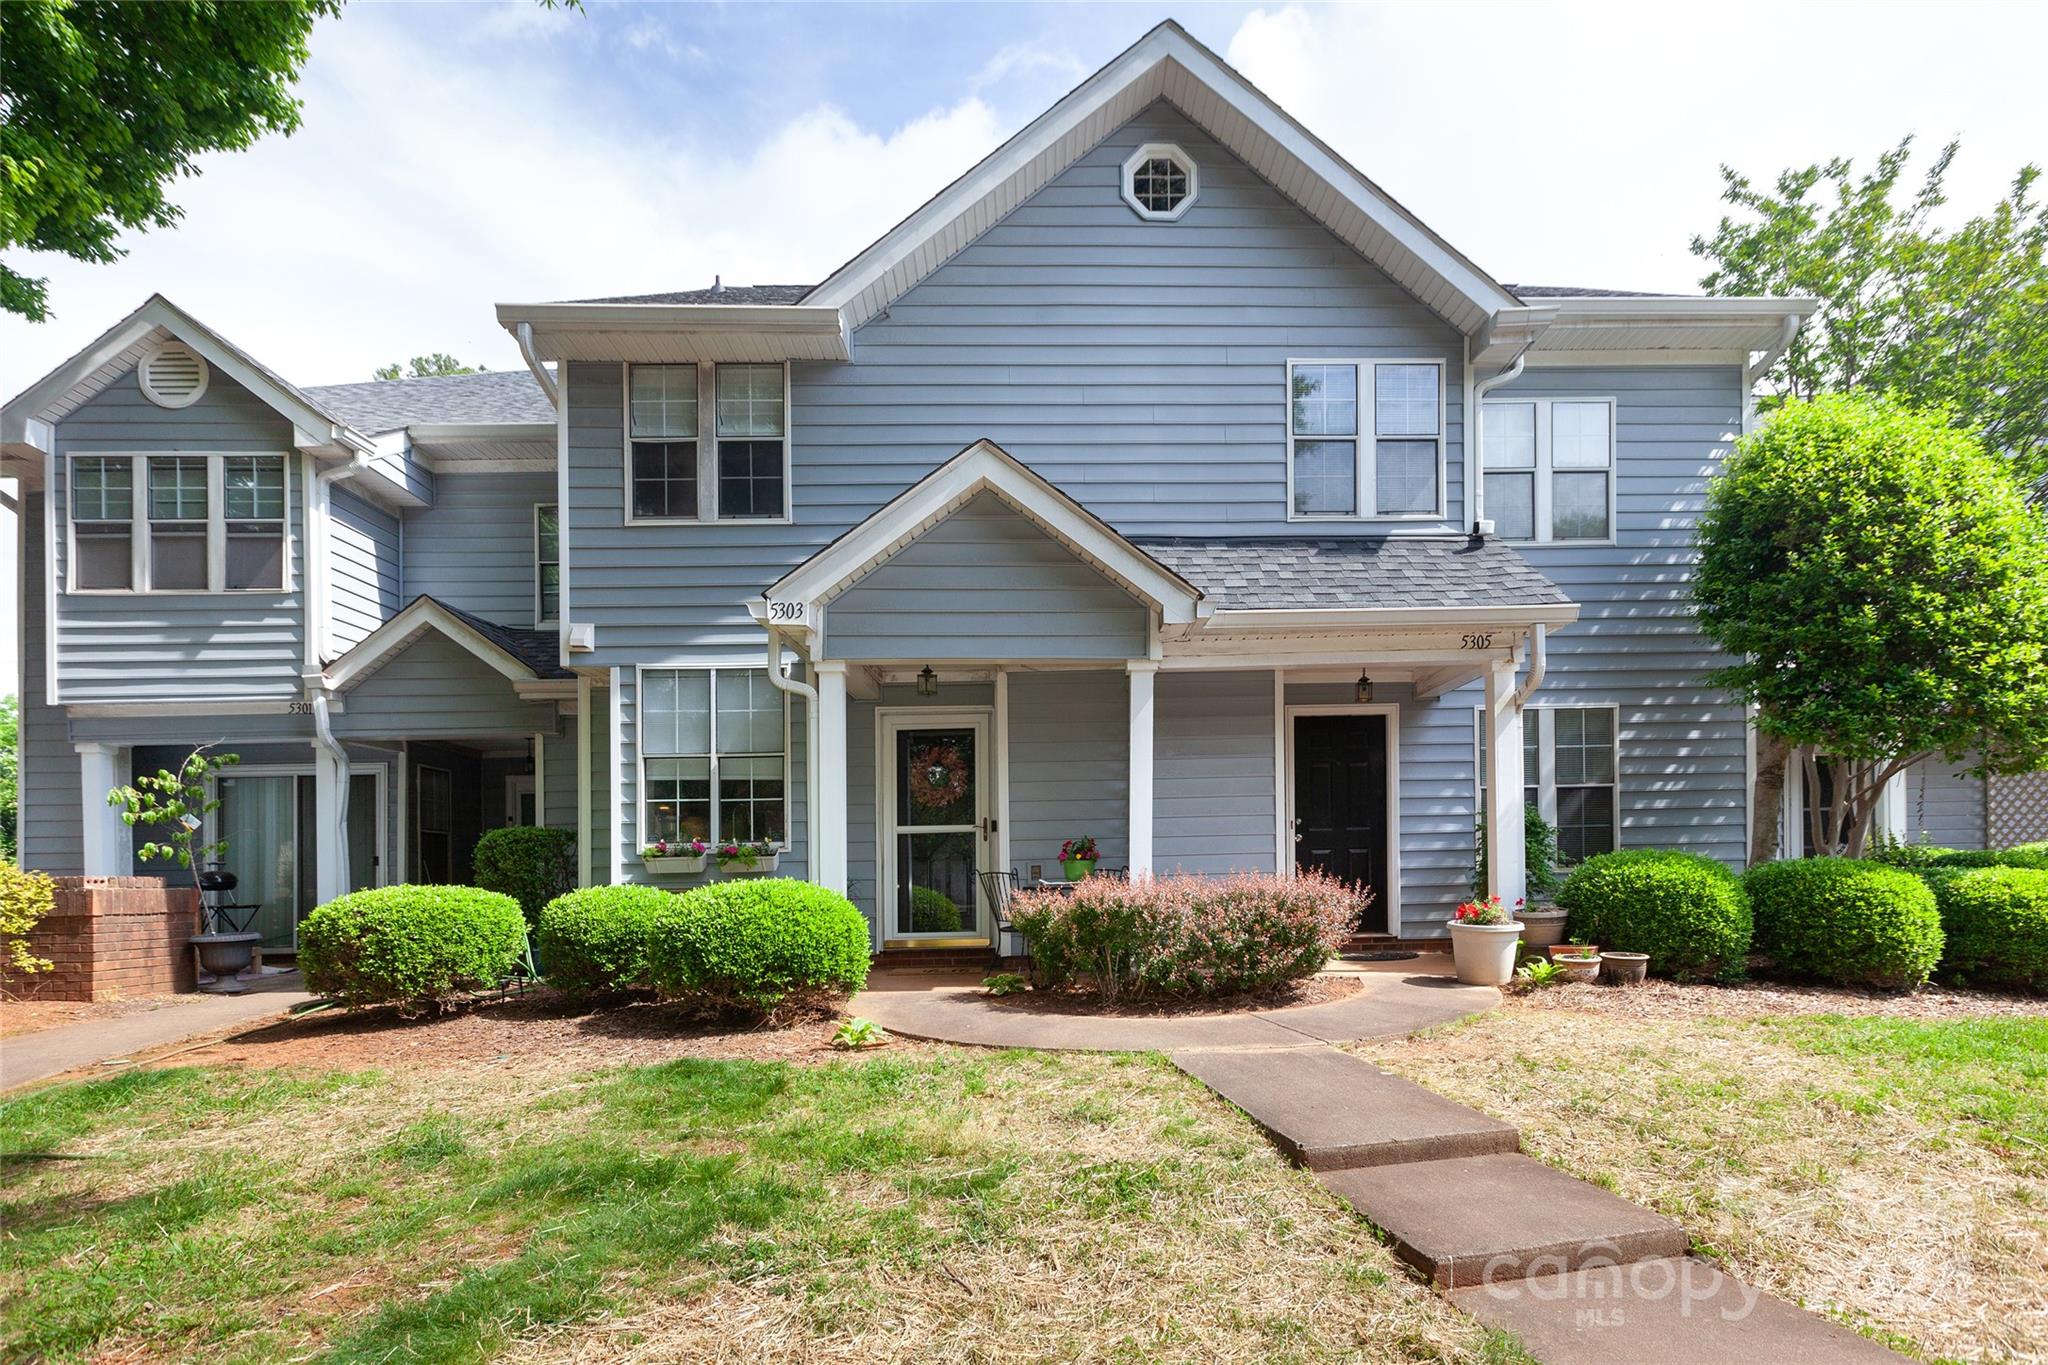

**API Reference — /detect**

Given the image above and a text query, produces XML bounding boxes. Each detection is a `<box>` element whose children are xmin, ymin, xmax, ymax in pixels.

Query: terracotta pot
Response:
<box><xmin>1447</xmin><ymin>920</ymin><xmax>1524</xmax><ymax>986</ymax></box>
<box><xmin>1554</xmin><ymin>953</ymin><xmax>1601</xmax><ymax>984</ymax></box>
<box><xmin>1601</xmin><ymin>951</ymin><xmax>1650</xmax><ymax>986</ymax></box>
<box><xmin>1518</xmin><ymin>906</ymin><xmax>1569</xmax><ymax>950</ymax></box>
<box><xmin>1548</xmin><ymin>942</ymin><xmax>1599</xmax><ymax>961</ymax></box>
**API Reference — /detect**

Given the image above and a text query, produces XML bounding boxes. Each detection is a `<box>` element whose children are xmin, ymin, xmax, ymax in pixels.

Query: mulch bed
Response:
<box><xmin>987</xmin><ymin>972</ymin><xmax>1362</xmax><ymax>1018</ymax></box>
<box><xmin>158</xmin><ymin>987</ymin><xmax>891</xmax><ymax>1074</ymax></box>
<box><xmin>1506</xmin><ymin>975</ymin><xmax>2048</xmax><ymax>1021</ymax></box>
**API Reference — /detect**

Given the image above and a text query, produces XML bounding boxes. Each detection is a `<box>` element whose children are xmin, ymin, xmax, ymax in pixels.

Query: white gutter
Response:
<box><xmin>310</xmin><ymin>691</ymin><xmax>352</xmax><ymax>892</ymax></box>
<box><xmin>307</xmin><ymin>449</ymin><xmax>371</xmax><ymax>891</ymax></box>
<box><xmin>516</xmin><ymin>322</ymin><xmax>560</xmax><ymax>408</ymax></box>
<box><xmin>1511</xmin><ymin>623</ymin><xmax>1548</xmax><ymax>708</ymax></box>
<box><xmin>762</xmin><ymin>627</ymin><xmax>821</xmax><ymax>878</ymax></box>
<box><xmin>1742</xmin><ymin>313</ymin><xmax>1801</xmax><ymax>433</ymax></box>
<box><xmin>1469</xmin><ymin>352</ymin><xmax>1527</xmax><ymax>534</ymax></box>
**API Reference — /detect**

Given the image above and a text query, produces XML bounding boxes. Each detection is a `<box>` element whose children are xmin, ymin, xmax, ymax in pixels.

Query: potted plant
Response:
<box><xmin>1058</xmin><ymin>835</ymin><xmax>1099</xmax><ymax>881</ymax></box>
<box><xmin>1552</xmin><ymin>946</ymin><xmax>1602</xmax><ymax>984</ymax></box>
<box><xmin>1447</xmin><ymin>895</ymin><xmax>1523</xmax><ymax>986</ymax></box>
<box><xmin>1548</xmin><ymin>938</ymin><xmax>1599</xmax><ymax>962</ymax></box>
<box><xmin>107</xmin><ymin>744</ymin><xmax>258</xmax><ymax>993</ymax></box>
<box><xmin>640</xmin><ymin>838</ymin><xmax>708</xmax><ymax>874</ymax></box>
<box><xmin>1476</xmin><ymin>805</ymin><xmax>1568</xmax><ymax>947</ymax></box>
<box><xmin>715</xmin><ymin>840</ymin><xmax>781</xmax><ymax>875</ymax></box>
<box><xmin>1600</xmin><ymin>950</ymin><xmax>1650</xmax><ymax>986</ymax></box>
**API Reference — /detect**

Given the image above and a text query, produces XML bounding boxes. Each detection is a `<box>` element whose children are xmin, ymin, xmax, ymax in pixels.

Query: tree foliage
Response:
<box><xmin>1692</xmin><ymin>137</ymin><xmax>2048</xmax><ymax>491</ymax></box>
<box><xmin>0</xmin><ymin>696</ymin><xmax>18</xmax><ymax>864</ymax></box>
<box><xmin>0</xmin><ymin>0</ymin><xmax>340</xmax><ymax>320</ymax></box>
<box><xmin>1696</xmin><ymin>393</ymin><xmax>2048</xmax><ymax>855</ymax></box>
<box><xmin>373</xmin><ymin>354</ymin><xmax>484</xmax><ymax>381</ymax></box>
<box><xmin>106</xmin><ymin>744</ymin><xmax>241</xmax><ymax>902</ymax></box>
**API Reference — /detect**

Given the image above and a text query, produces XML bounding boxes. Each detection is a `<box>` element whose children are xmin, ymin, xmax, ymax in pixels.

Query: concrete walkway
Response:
<box><xmin>1</xmin><ymin>976</ymin><xmax>315</xmax><ymax>1092</ymax></box>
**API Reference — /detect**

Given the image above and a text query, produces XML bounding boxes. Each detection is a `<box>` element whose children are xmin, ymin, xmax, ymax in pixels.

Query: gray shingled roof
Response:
<box><xmin>571</xmin><ymin>283</ymin><xmax>815</xmax><ymax>305</ymax></box>
<box><xmin>303</xmin><ymin>370</ymin><xmax>556</xmax><ymax>435</ymax></box>
<box><xmin>427</xmin><ymin>597</ymin><xmax>573</xmax><ymax>679</ymax></box>
<box><xmin>1131</xmin><ymin>536</ymin><xmax>1570</xmax><ymax>612</ymax></box>
<box><xmin>1504</xmin><ymin>284</ymin><xmax>1680</xmax><ymax>300</ymax></box>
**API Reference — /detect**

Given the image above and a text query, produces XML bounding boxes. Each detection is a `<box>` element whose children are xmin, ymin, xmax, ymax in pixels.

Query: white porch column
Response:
<box><xmin>1483</xmin><ymin>658</ymin><xmax>1527</xmax><ymax>906</ymax></box>
<box><xmin>77</xmin><ymin>742</ymin><xmax>131</xmax><ymax>875</ymax></box>
<box><xmin>575</xmin><ymin>674</ymin><xmax>592</xmax><ymax>887</ymax></box>
<box><xmin>993</xmin><ymin>667</ymin><xmax>1012</xmax><ymax>879</ymax></box>
<box><xmin>1127</xmin><ymin>661</ymin><xmax>1156</xmax><ymax>878</ymax></box>
<box><xmin>313</xmin><ymin>741</ymin><xmax>346</xmax><ymax>905</ymax></box>
<box><xmin>814</xmin><ymin>660</ymin><xmax>849</xmax><ymax>894</ymax></box>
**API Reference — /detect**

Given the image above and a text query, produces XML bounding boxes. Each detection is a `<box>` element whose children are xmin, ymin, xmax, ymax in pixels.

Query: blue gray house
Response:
<box><xmin>1</xmin><ymin>23</ymin><xmax>2008</xmax><ymax>955</ymax></box>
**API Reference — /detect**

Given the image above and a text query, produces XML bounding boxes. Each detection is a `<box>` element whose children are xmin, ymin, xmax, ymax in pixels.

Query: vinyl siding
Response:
<box><xmin>400</xmin><ymin>472</ymin><xmax>552</xmax><ymax>626</ymax></box>
<box><xmin>1008</xmin><ymin>670</ymin><xmax>1129</xmax><ymax>873</ymax></box>
<box><xmin>824</xmin><ymin>495</ymin><xmax>1147</xmax><ymax>661</ymax></box>
<box><xmin>51</xmin><ymin>367</ymin><xmax>307</xmax><ymax>701</ymax></box>
<box><xmin>1155</xmin><ymin>669</ymin><xmax>1277</xmax><ymax>876</ymax></box>
<box><xmin>18</xmin><ymin>495</ymin><xmax>83</xmax><ymax>874</ymax></box>
<box><xmin>330</xmin><ymin>634</ymin><xmax>559</xmax><ymax>740</ymax></box>
<box><xmin>1905</xmin><ymin>756</ymin><xmax>1986</xmax><ymax>849</ymax></box>
<box><xmin>561</xmin><ymin>101</ymin><xmax>1466</xmax><ymax>669</ymax></box>
<box><xmin>329</xmin><ymin>486</ymin><xmax>401</xmax><ymax>653</ymax></box>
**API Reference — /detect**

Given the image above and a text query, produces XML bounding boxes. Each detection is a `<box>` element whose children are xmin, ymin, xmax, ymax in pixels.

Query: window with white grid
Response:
<box><xmin>1482</xmin><ymin>397</ymin><xmax>1615</xmax><ymax>542</ymax></box>
<box><xmin>640</xmin><ymin>667</ymin><xmax>787</xmax><ymax>850</ymax></box>
<box><xmin>1476</xmin><ymin>706</ymin><xmax>1619</xmax><ymax>864</ymax></box>
<box><xmin>1288</xmin><ymin>359</ymin><xmax>1444</xmax><ymax>519</ymax></box>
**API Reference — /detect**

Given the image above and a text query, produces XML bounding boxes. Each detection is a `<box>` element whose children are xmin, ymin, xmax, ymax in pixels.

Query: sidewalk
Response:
<box><xmin>1</xmin><ymin>975</ymin><xmax>315</xmax><ymax>1092</ymax></box>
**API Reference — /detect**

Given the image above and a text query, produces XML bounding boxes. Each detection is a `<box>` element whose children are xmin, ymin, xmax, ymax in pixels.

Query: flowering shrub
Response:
<box><xmin>640</xmin><ymin>838</ymin><xmax>708</xmax><ymax>860</ymax></box>
<box><xmin>1453</xmin><ymin>895</ymin><xmax>1518</xmax><ymax>926</ymax></box>
<box><xmin>1007</xmin><ymin>870</ymin><xmax>1360</xmax><ymax>1003</ymax></box>
<box><xmin>1058</xmin><ymin>835</ymin><xmax>1099</xmax><ymax>865</ymax></box>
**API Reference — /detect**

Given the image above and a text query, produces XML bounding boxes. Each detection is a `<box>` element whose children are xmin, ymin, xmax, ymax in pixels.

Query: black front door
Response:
<box><xmin>1294</xmin><ymin>714</ymin><xmax>1389</xmax><ymax>932</ymax></box>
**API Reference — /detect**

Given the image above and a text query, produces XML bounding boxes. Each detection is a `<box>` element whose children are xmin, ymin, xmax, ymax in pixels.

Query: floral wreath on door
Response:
<box><xmin>908</xmin><ymin>743</ymin><xmax>970</xmax><ymax>809</ymax></box>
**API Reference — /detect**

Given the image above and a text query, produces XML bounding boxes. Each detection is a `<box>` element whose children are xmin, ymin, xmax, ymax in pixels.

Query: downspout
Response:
<box><xmin>1742</xmin><ymin>314</ymin><xmax>1800</xmax><ymax>433</ymax></box>
<box><xmin>1511</xmin><ymin>622</ymin><xmax>1547</xmax><ymax>709</ymax></box>
<box><xmin>310</xmin><ymin>450</ymin><xmax>371</xmax><ymax>892</ymax></box>
<box><xmin>1469</xmin><ymin>353</ymin><xmax>1527</xmax><ymax>534</ymax></box>
<box><xmin>517</xmin><ymin>323</ymin><xmax>560</xmax><ymax>407</ymax></box>
<box><xmin>763</xmin><ymin>627</ymin><xmax>821</xmax><ymax>877</ymax></box>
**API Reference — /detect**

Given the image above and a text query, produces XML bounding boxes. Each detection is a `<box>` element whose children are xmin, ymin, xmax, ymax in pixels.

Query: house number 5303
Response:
<box><xmin>1460</xmin><ymin>632</ymin><xmax>1496</xmax><ymax>651</ymax></box>
<box><xmin>767</xmin><ymin>600</ymin><xmax>807</xmax><ymax>625</ymax></box>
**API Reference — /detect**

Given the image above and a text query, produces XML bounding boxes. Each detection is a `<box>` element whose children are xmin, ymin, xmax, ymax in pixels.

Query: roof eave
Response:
<box><xmin>493</xmin><ymin>301</ymin><xmax>851</xmax><ymax>362</ymax></box>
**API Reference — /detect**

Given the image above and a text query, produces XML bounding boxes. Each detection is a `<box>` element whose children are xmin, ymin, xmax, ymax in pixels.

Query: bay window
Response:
<box><xmin>1288</xmin><ymin>359</ymin><xmax>1443</xmax><ymax>519</ymax></box>
<box><xmin>68</xmin><ymin>453</ymin><xmax>287</xmax><ymax>593</ymax></box>
<box><xmin>626</xmin><ymin>362</ymin><xmax>789</xmax><ymax>522</ymax></box>
<box><xmin>1477</xmin><ymin>705</ymin><xmax>1619</xmax><ymax>864</ymax></box>
<box><xmin>1481</xmin><ymin>398</ymin><xmax>1615</xmax><ymax>542</ymax></box>
<box><xmin>640</xmin><ymin>666</ymin><xmax>787</xmax><ymax>850</ymax></box>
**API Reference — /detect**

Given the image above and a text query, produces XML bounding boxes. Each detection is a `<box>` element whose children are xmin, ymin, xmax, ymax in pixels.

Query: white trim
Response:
<box><xmin>1473</xmin><ymin>703</ymin><xmax>1622</xmax><ymax>862</ymax></box>
<box><xmin>1120</xmin><ymin>141</ymin><xmax>1198</xmax><ymax>222</ymax></box>
<box><xmin>61</xmin><ymin>450</ymin><xmax>293</xmax><ymax>596</ymax></box>
<box><xmin>532</xmin><ymin>729</ymin><xmax>546</xmax><ymax>826</ymax></box>
<box><xmin>575</xmin><ymin>675</ymin><xmax>593</xmax><ymax>886</ymax></box>
<box><xmin>1283</xmin><ymin>703</ymin><xmax>1403</xmax><ymax>935</ymax></box>
<box><xmin>1284</xmin><ymin>358</ymin><xmax>1448</xmax><ymax>523</ymax></box>
<box><xmin>632</xmin><ymin>662</ymin><xmax>793</xmax><ymax>861</ymax></box>
<box><xmin>875</xmin><ymin>706</ymin><xmax>993</xmax><ymax>941</ymax></box>
<box><xmin>324</xmin><ymin>597</ymin><xmax>540</xmax><ymax>690</ymax></box>
<box><xmin>555</xmin><ymin>362</ymin><xmax>573</xmax><ymax>667</ymax></box>
<box><xmin>76</xmin><ymin>741</ymin><xmax>129</xmax><ymax>875</ymax></box>
<box><xmin>606</xmin><ymin>669</ymin><xmax>625</xmax><ymax>883</ymax></box>
<box><xmin>506</xmin><ymin>770</ymin><xmax>538</xmax><ymax>826</ymax></box>
<box><xmin>1271</xmin><ymin>669</ymin><xmax>1288</xmax><ymax>870</ymax></box>
<box><xmin>1127</xmin><ymin>660</ymin><xmax>1156</xmax><ymax>876</ymax></box>
<box><xmin>204</xmin><ymin>760</ymin><xmax>390</xmax><ymax>946</ymax></box>
<box><xmin>1525</xmin><ymin>349</ymin><xmax>1753</xmax><ymax>368</ymax></box>
<box><xmin>1478</xmin><ymin>396</ymin><xmax>1618</xmax><ymax>546</ymax></box>
<box><xmin>759</xmin><ymin>438</ymin><xmax>1204</xmax><ymax>629</ymax></box>
<box><xmin>533</xmin><ymin>501</ymin><xmax>559</xmax><ymax>627</ymax></box>
<box><xmin>619</xmin><ymin>360</ymin><xmax>794</xmax><ymax>527</ymax></box>
<box><xmin>993</xmin><ymin>666</ymin><xmax>1012</xmax><ymax>882</ymax></box>
<box><xmin>138</xmin><ymin>339</ymin><xmax>210</xmax><ymax>409</ymax></box>
<box><xmin>43</xmin><ymin>441</ymin><xmax>60</xmax><ymax>705</ymax></box>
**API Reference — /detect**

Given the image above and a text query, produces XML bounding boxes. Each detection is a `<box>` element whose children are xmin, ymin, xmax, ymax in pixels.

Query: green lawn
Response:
<box><xmin>1354</xmin><ymin>998</ymin><xmax>2048</xmax><ymax>1363</ymax></box>
<box><xmin>1</xmin><ymin>1047</ymin><xmax>1518</xmax><ymax>1364</ymax></box>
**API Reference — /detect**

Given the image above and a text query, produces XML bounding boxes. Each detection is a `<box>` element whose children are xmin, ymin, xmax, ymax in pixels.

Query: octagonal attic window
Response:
<box><xmin>1121</xmin><ymin>143</ymin><xmax>1197</xmax><ymax>221</ymax></box>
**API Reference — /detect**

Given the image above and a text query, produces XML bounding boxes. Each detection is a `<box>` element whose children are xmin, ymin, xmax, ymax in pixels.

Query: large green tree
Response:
<box><xmin>0</xmin><ymin>0</ymin><xmax>342</xmax><ymax>320</ymax></box>
<box><xmin>1696</xmin><ymin>394</ymin><xmax>2048</xmax><ymax>859</ymax></box>
<box><xmin>1692</xmin><ymin>138</ymin><xmax>2048</xmax><ymax>493</ymax></box>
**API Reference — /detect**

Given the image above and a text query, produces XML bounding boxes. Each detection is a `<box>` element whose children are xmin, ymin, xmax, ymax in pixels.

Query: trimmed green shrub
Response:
<box><xmin>910</xmin><ymin>886</ymin><xmax>963</xmax><ymax>934</ymax></box>
<box><xmin>1928</xmin><ymin>867</ymin><xmax>2048</xmax><ymax>990</ymax></box>
<box><xmin>647</xmin><ymin>878</ymin><xmax>869</xmax><ymax>1017</ymax></box>
<box><xmin>1867</xmin><ymin>841</ymin><xmax>1961</xmax><ymax>869</ymax></box>
<box><xmin>1</xmin><ymin>862</ymin><xmax>56</xmax><ymax>975</ymax></box>
<box><xmin>300</xmin><ymin>885</ymin><xmax>528</xmax><ymax>1013</ymax></box>
<box><xmin>2009</xmin><ymin>841</ymin><xmax>2048</xmax><ymax>858</ymax></box>
<box><xmin>1008</xmin><ymin>870</ymin><xmax>1360</xmax><ymax>1003</ymax></box>
<box><xmin>1921</xmin><ymin>848</ymin><xmax>2048</xmax><ymax>872</ymax></box>
<box><xmin>1556</xmin><ymin>850</ymin><xmax>1751</xmax><ymax>981</ymax></box>
<box><xmin>471</xmin><ymin>826</ymin><xmax>576</xmax><ymax>924</ymax></box>
<box><xmin>535</xmin><ymin>885</ymin><xmax>676</xmax><ymax>999</ymax></box>
<box><xmin>1744</xmin><ymin>858</ymin><xmax>1943</xmax><ymax>989</ymax></box>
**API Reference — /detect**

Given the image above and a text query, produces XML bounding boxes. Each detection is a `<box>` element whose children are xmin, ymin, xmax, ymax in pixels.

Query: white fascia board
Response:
<box><xmin>1469</xmin><ymin>305</ymin><xmax>1559</xmax><ymax>371</ymax></box>
<box><xmin>1205</xmin><ymin>603</ymin><xmax>1581</xmax><ymax>632</ymax></box>
<box><xmin>766</xmin><ymin>439</ymin><xmax>1205</xmax><ymax>624</ymax></box>
<box><xmin>1541</xmin><ymin>296</ymin><xmax>1819</xmax><ymax>322</ymax></box>
<box><xmin>324</xmin><ymin>599</ymin><xmax>536</xmax><ymax>691</ymax></box>
<box><xmin>493</xmin><ymin>302</ymin><xmax>850</xmax><ymax>360</ymax></box>
<box><xmin>802</xmin><ymin>21</ymin><xmax>1519</xmax><ymax>330</ymax></box>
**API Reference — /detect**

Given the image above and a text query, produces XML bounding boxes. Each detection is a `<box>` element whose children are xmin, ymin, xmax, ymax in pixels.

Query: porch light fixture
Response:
<box><xmin>1355</xmin><ymin>672</ymin><xmax>1374</xmax><ymax>704</ymax></box>
<box><xmin>916</xmin><ymin>665</ymin><xmax>939</xmax><ymax>697</ymax></box>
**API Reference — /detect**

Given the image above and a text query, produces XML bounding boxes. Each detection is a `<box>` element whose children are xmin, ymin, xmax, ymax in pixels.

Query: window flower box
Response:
<box><xmin>641</xmin><ymin>839</ymin><xmax>708</xmax><ymax>875</ymax></box>
<box><xmin>716</xmin><ymin>841</ymin><xmax>781</xmax><ymax>875</ymax></box>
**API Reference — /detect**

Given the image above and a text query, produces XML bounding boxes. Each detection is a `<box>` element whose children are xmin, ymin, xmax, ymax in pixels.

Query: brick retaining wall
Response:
<box><xmin>2</xmin><ymin>877</ymin><xmax>202</xmax><ymax>1001</ymax></box>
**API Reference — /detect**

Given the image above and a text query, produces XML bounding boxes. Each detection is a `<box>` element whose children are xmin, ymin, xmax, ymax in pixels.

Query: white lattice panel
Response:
<box><xmin>1988</xmin><ymin>770</ymin><xmax>2048</xmax><ymax>847</ymax></box>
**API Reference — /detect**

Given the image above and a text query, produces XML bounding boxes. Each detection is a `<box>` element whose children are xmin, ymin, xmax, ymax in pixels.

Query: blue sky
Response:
<box><xmin>1</xmin><ymin>1</ymin><xmax>2043</xmax><ymax>688</ymax></box>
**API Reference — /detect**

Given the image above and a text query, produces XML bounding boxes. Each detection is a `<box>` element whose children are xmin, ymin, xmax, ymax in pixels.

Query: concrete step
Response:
<box><xmin>1450</xmin><ymin>1257</ymin><xmax>1906</xmax><ymax>1363</ymax></box>
<box><xmin>1318</xmin><ymin>1154</ymin><xmax>1689</xmax><ymax>1289</ymax></box>
<box><xmin>1172</xmin><ymin>1046</ymin><xmax>1520</xmax><ymax>1171</ymax></box>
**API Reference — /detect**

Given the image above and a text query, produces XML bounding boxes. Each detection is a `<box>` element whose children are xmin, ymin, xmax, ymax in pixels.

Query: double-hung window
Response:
<box><xmin>1288</xmin><ymin>359</ymin><xmax>1444</xmax><ymax>519</ymax></box>
<box><xmin>1477</xmin><ymin>706</ymin><xmax>1619</xmax><ymax>864</ymax></box>
<box><xmin>70</xmin><ymin>457</ymin><xmax>135</xmax><ymax>589</ymax></box>
<box><xmin>534</xmin><ymin>504</ymin><xmax>560</xmax><ymax>625</ymax></box>
<box><xmin>1481</xmin><ymin>398</ymin><xmax>1615</xmax><ymax>542</ymax></box>
<box><xmin>626</xmin><ymin>363</ymin><xmax>789</xmax><ymax>521</ymax></box>
<box><xmin>69</xmin><ymin>453</ymin><xmax>288</xmax><ymax>593</ymax></box>
<box><xmin>640</xmin><ymin>667</ymin><xmax>787</xmax><ymax>849</ymax></box>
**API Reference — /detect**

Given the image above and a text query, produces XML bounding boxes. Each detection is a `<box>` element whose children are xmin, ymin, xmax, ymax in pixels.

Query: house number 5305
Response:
<box><xmin>1460</xmin><ymin>632</ymin><xmax>1496</xmax><ymax>650</ymax></box>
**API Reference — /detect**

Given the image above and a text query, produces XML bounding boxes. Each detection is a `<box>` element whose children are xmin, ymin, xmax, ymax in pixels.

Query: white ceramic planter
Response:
<box><xmin>643</xmin><ymin>854</ymin><xmax>707</xmax><ymax>875</ymax></box>
<box><xmin>718</xmin><ymin>851</ymin><xmax>781</xmax><ymax>876</ymax></box>
<box><xmin>1447</xmin><ymin>920</ymin><xmax>1524</xmax><ymax>986</ymax></box>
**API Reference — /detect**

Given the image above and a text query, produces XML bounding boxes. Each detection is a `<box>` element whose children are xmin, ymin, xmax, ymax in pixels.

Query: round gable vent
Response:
<box><xmin>139</xmin><ymin>340</ymin><xmax>210</xmax><ymax>409</ymax></box>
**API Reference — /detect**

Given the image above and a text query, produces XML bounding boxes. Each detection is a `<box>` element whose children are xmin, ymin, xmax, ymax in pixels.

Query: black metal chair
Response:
<box><xmin>980</xmin><ymin>868</ymin><xmax>1025</xmax><ymax>972</ymax></box>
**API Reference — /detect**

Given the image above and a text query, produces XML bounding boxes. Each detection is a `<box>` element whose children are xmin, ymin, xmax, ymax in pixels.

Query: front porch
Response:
<box><xmin>750</xmin><ymin>440</ymin><xmax>1579</xmax><ymax>954</ymax></box>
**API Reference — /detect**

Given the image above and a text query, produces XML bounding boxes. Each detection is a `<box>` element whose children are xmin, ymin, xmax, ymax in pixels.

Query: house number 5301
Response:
<box><xmin>1460</xmin><ymin>632</ymin><xmax>1496</xmax><ymax>650</ymax></box>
